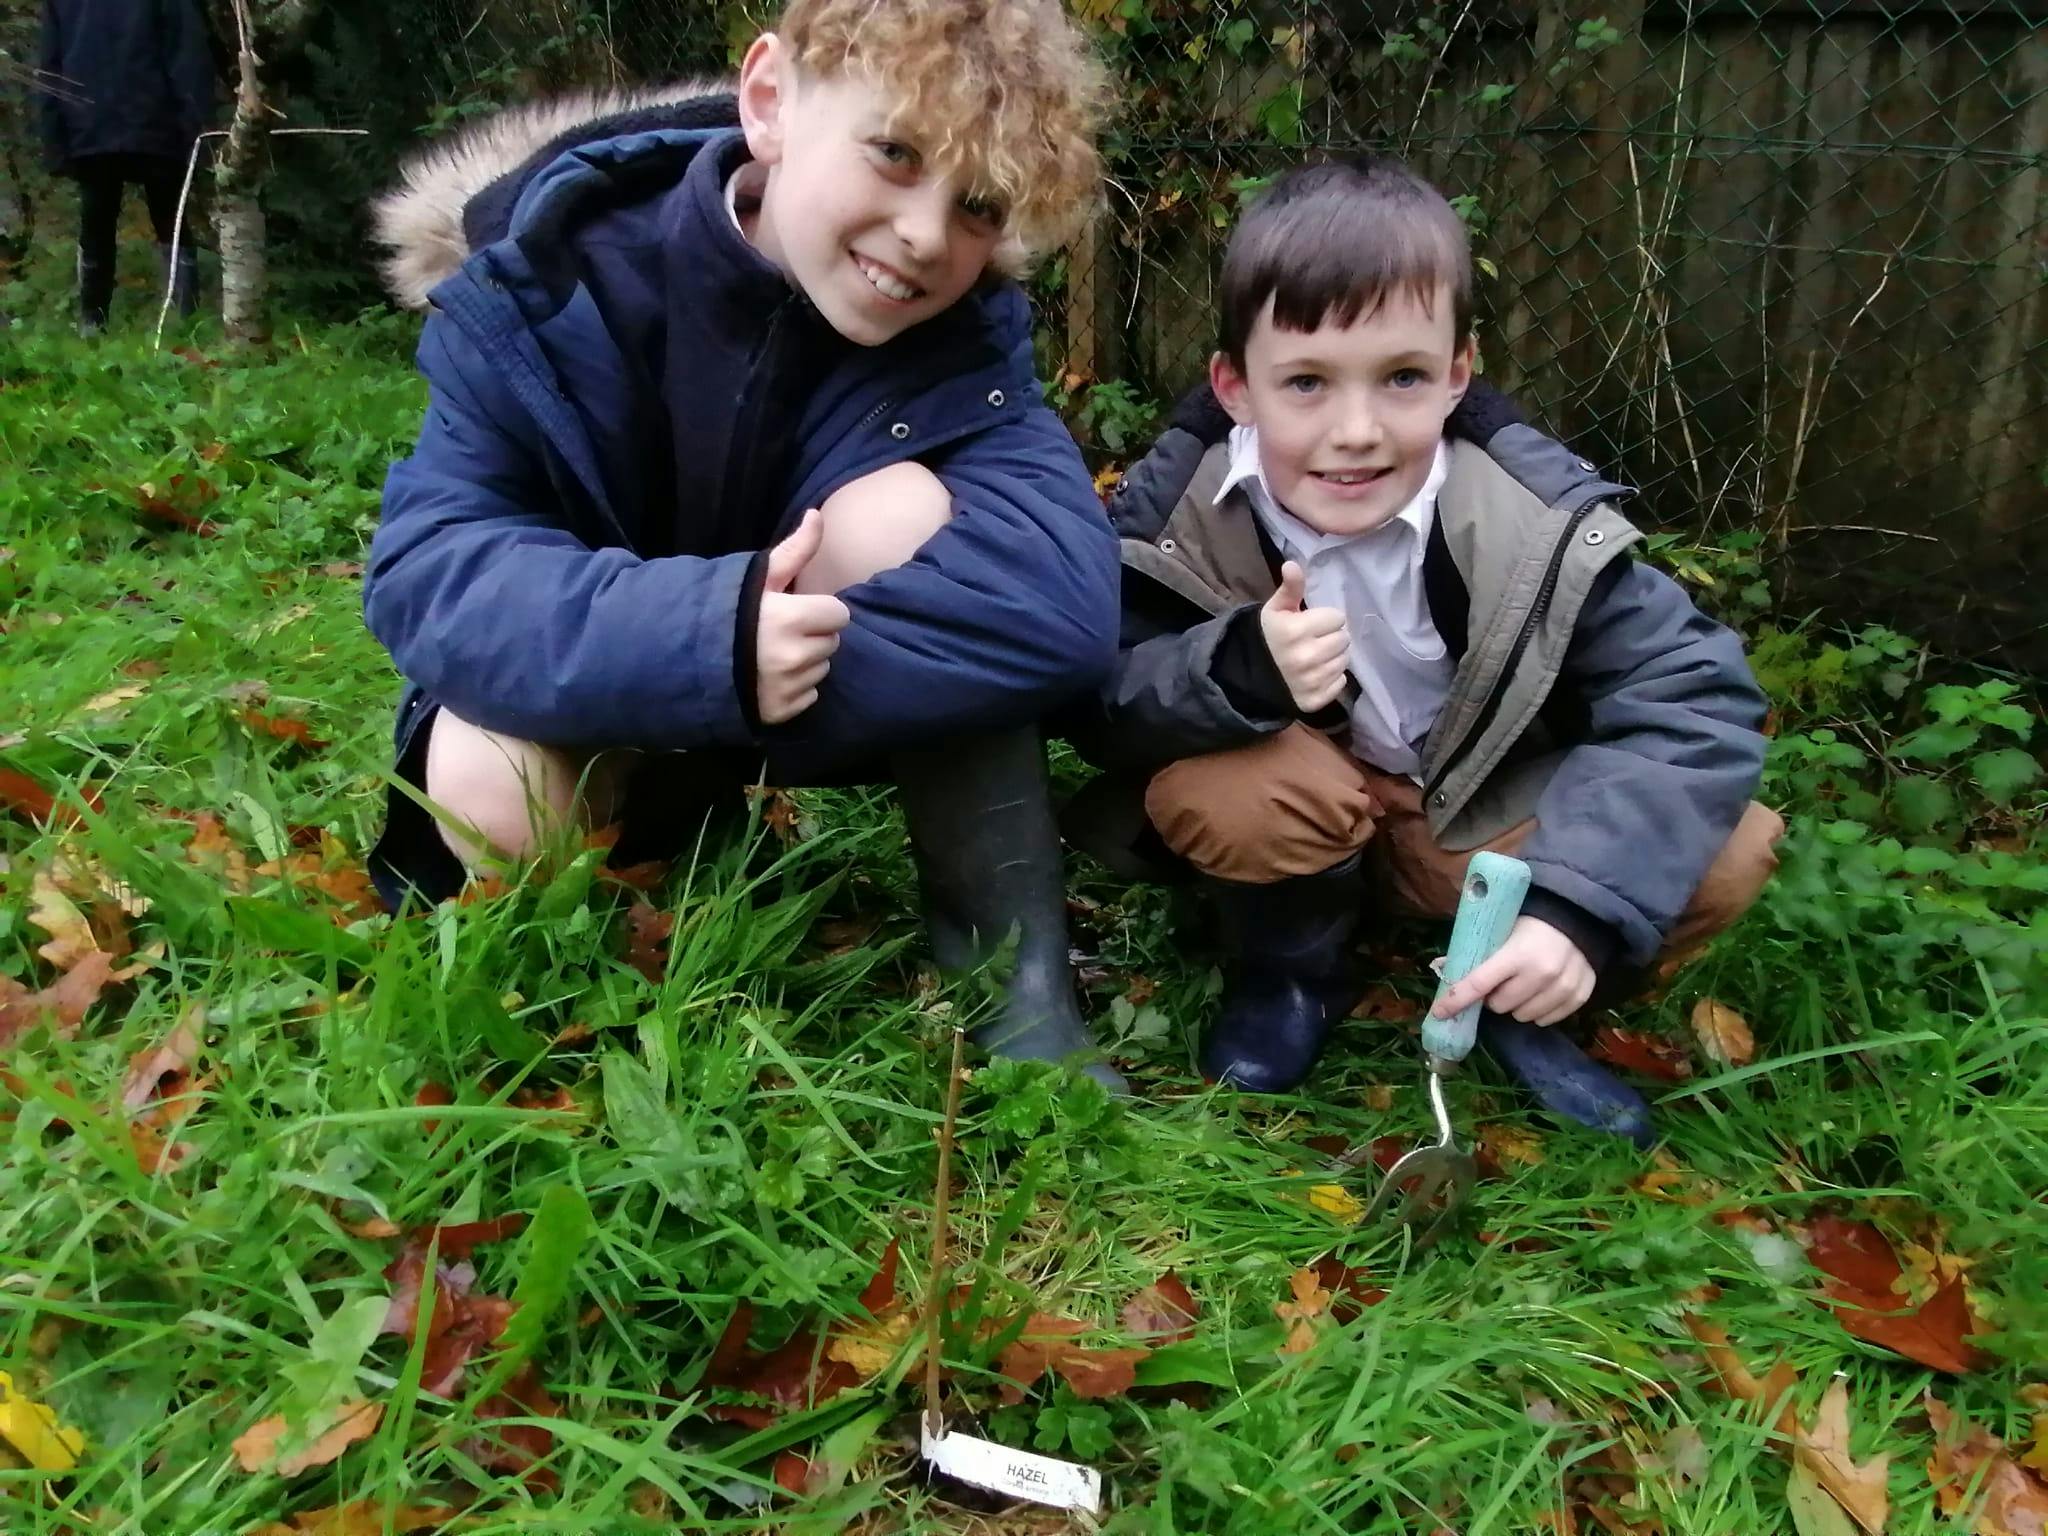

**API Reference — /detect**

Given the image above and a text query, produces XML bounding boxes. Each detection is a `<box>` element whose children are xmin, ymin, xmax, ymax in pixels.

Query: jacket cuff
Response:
<box><xmin>1520</xmin><ymin>886</ymin><xmax>1623</xmax><ymax>981</ymax></box>
<box><xmin>733</xmin><ymin>547</ymin><xmax>771</xmax><ymax>737</ymax></box>
<box><xmin>1209</xmin><ymin>604</ymin><xmax>1297</xmax><ymax>720</ymax></box>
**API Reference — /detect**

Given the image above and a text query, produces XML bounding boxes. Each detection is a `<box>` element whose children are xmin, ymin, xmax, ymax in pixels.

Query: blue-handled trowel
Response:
<box><xmin>1355</xmin><ymin>851</ymin><xmax>1530</xmax><ymax>1249</ymax></box>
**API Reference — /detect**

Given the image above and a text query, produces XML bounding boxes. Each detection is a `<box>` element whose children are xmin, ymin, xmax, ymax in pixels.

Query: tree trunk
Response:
<box><xmin>212</xmin><ymin>3</ymin><xmax>270</xmax><ymax>347</ymax></box>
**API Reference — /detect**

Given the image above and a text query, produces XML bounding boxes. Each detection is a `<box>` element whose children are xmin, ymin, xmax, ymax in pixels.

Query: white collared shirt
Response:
<box><xmin>1217</xmin><ymin>425</ymin><xmax>1454</xmax><ymax>780</ymax></box>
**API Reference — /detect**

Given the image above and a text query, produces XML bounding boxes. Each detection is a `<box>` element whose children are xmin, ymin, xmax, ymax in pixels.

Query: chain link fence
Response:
<box><xmin>4</xmin><ymin>0</ymin><xmax>2042</xmax><ymax>669</ymax></box>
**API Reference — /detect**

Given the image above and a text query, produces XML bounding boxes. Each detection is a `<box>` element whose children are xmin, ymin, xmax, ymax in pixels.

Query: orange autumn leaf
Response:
<box><xmin>0</xmin><ymin>768</ymin><xmax>102</xmax><ymax>827</ymax></box>
<box><xmin>184</xmin><ymin>811</ymin><xmax>252</xmax><ymax>891</ymax></box>
<box><xmin>1801</xmin><ymin>1213</ymin><xmax>1990</xmax><ymax>1375</ymax></box>
<box><xmin>254</xmin><ymin>849</ymin><xmax>384</xmax><ymax>923</ymax></box>
<box><xmin>232</xmin><ymin>1399</ymin><xmax>383</xmax><ymax>1476</ymax></box>
<box><xmin>28</xmin><ymin>870</ymin><xmax>104</xmax><ymax>972</ymax></box>
<box><xmin>995</xmin><ymin>1313</ymin><xmax>1146</xmax><ymax>1402</ymax></box>
<box><xmin>1588</xmin><ymin>1025</ymin><xmax>1694</xmax><ymax>1082</ymax></box>
<box><xmin>1121</xmin><ymin>1271</ymin><xmax>1200</xmax><ymax>1344</ymax></box>
<box><xmin>1478</xmin><ymin>1122</ymin><xmax>1546</xmax><ymax>1168</ymax></box>
<box><xmin>623</xmin><ymin>902</ymin><xmax>676</xmax><ymax>984</ymax></box>
<box><xmin>1276</xmin><ymin>1266</ymin><xmax>1332</xmax><ymax>1355</ymax></box>
<box><xmin>245</xmin><ymin>1501</ymin><xmax>453</xmax><ymax>1536</ymax></box>
<box><xmin>1689</xmin><ymin>998</ymin><xmax>1755</xmax><ymax>1067</ymax></box>
<box><xmin>1684</xmin><ymin>1317</ymin><xmax>1887</xmax><ymax>1534</ymax></box>
<box><xmin>121</xmin><ymin>1008</ymin><xmax>204</xmax><ymax>1111</ymax></box>
<box><xmin>1349</xmin><ymin>983</ymin><xmax>1421</xmax><ymax>1024</ymax></box>
<box><xmin>239</xmin><ymin>709</ymin><xmax>329</xmax><ymax>751</ymax></box>
<box><xmin>1926</xmin><ymin>1394</ymin><xmax>2048</xmax><ymax>1535</ymax></box>
<box><xmin>0</xmin><ymin>951</ymin><xmax>116</xmax><ymax>1048</ymax></box>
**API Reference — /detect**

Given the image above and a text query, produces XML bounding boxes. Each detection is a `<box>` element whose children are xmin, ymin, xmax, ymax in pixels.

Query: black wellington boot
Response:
<box><xmin>76</xmin><ymin>246</ymin><xmax>112</xmax><ymax>337</ymax></box>
<box><xmin>1198</xmin><ymin>853</ymin><xmax>1365</xmax><ymax>1093</ymax></box>
<box><xmin>1479</xmin><ymin>1010</ymin><xmax>1656</xmax><ymax>1147</ymax></box>
<box><xmin>894</xmin><ymin>729</ymin><xmax>1127</xmax><ymax>1094</ymax></box>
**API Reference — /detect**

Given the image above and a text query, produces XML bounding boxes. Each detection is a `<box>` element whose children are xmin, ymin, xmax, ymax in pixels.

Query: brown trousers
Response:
<box><xmin>1144</xmin><ymin>724</ymin><xmax>1784</xmax><ymax>971</ymax></box>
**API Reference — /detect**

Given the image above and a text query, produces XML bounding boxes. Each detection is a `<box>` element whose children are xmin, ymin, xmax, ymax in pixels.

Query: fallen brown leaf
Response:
<box><xmin>0</xmin><ymin>951</ymin><xmax>117</xmax><ymax>1047</ymax></box>
<box><xmin>1801</xmin><ymin>1213</ymin><xmax>1990</xmax><ymax>1375</ymax></box>
<box><xmin>747</xmin><ymin>786</ymin><xmax>804</xmax><ymax>845</ymax></box>
<box><xmin>245</xmin><ymin>1500</ymin><xmax>453</xmax><ymax>1536</ymax></box>
<box><xmin>0</xmin><ymin>769</ymin><xmax>101</xmax><ymax>827</ymax></box>
<box><xmin>467</xmin><ymin>1364</ymin><xmax>560</xmax><ymax>1487</ymax></box>
<box><xmin>377</xmin><ymin>1217</ymin><xmax>527</xmax><ymax>1398</ymax></box>
<box><xmin>28</xmin><ymin>870</ymin><xmax>105</xmax><ymax>971</ymax></box>
<box><xmin>1685</xmin><ymin>1317</ymin><xmax>1888</xmax><ymax>1534</ymax></box>
<box><xmin>1925</xmin><ymin>1394</ymin><xmax>2048</xmax><ymax>1536</ymax></box>
<box><xmin>1689</xmin><ymin>999</ymin><xmax>1756</xmax><ymax>1068</ymax></box>
<box><xmin>254</xmin><ymin>847</ymin><xmax>384</xmax><ymax>923</ymax></box>
<box><xmin>1796</xmin><ymin>1379</ymin><xmax>1890</xmax><ymax>1535</ymax></box>
<box><xmin>121</xmin><ymin>1008</ymin><xmax>204</xmax><ymax>1110</ymax></box>
<box><xmin>1121</xmin><ymin>1271</ymin><xmax>1200</xmax><ymax>1344</ymax></box>
<box><xmin>623</xmin><ymin>902</ymin><xmax>676</xmax><ymax>984</ymax></box>
<box><xmin>240</xmin><ymin>709</ymin><xmax>329</xmax><ymax>751</ymax></box>
<box><xmin>184</xmin><ymin>811</ymin><xmax>252</xmax><ymax>891</ymax></box>
<box><xmin>1349</xmin><ymin>983</ymin><xmax>1422</xmax><ymax>1024</ymax></box>
<box><xmin>1588</xmin><ymin>1025</ymin><xmax>1694</xmax><ymax>1082</ymax></box>
<box><xmin>996</xmin><ymin>1314</ymin><xmax>1146</xmax><ymax>1401</ymax></box>
<box><xmin>232</xmin><ymin>1399</ymin><xmax>383</xmax><ymax>1475</ymax></box>
<box><xmin>1478</xmin><ymin>1122</ymin><xmax>1546</xmax><ymax>1168</ymax></box>
<box><xmin>78</xmin><ymin>682</ymin><xmax>149</xmax><ymax>717</ymax></box>
<box><xmin>1276</xmin><ymin>1267</ymin><xmax>1331</xmax><ymax>1354</ymax></box>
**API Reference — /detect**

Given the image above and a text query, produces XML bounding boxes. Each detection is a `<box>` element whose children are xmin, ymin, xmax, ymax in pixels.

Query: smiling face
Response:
<box><xmin>1210</xmin><ymin>284</ymin><xmax>1474</xmax><ymax>537</ymax></box>
<box><xmin>737</xmin><ymin>36</ymin><xmax>1007</xmax><ymax>347</ymax></box>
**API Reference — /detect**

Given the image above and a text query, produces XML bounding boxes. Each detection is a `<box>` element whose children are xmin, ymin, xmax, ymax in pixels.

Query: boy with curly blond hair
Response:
<box><xmin>364</xmin><ymin>0</ymin><xmax>1128</xmax><ymax>1087</ymax></box>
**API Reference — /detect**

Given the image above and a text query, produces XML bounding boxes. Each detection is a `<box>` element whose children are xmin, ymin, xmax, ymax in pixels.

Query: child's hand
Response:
<box><xmin>1431</xmin><ymin>915</ymin><xmax>1595</xmax><ymax>1026</ymax></box>
<box><xmin>1259</xmin><ymin>561</ymin><xmax>1350</xmax><ymax>712</ymax></box>
<box><xmin>756</xmin><ymin>509</ymin><xmax>851</xmax><ymax>725</ymax></box>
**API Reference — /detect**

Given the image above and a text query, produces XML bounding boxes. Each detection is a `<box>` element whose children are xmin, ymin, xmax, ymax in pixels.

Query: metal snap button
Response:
<box><xmin>1159</xmin><ymin>538</ymin><xmax>1178</xmax><ymax>554</ymax></box>
<box><xmin>1585</xmin><ymin>528</ymin><xmax>1606</xmax><ymax>545</ymax></box>
<box><xmin>1577</xmin><ymin>458</ymin><xmax>1595</xmax><ymax>472</ymax></box>
<box><xmin>1432</xmin><ymin>791</ymin><xmax>1448</xmax><ymax>808</ymax></box>
<box><xmin>889</xmin><ymin>422</ymin><xmax>910</xmax><ymax>440</ymax></box>
<box><xmin>986</xmin><ymin>389</ymin><xmax>1005</xmax><ymax>407</ymax></box>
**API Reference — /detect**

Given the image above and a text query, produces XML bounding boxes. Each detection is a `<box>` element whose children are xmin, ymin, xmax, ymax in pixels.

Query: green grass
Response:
<box><xmin>1</xmin><ymin>301</ymin><xmax>2044</xmax><ymax>1536</ymax></box>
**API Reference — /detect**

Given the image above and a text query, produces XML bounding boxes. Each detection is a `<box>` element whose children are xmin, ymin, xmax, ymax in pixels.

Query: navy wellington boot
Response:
<box><xmin>895</xmin><ymin>729</ymin><xmax>1127</xmax><ymax>1094</ymax></box>
<box><xmin>1480</xmin><ymin>1010</ymin><xmax>1656</xmax><ymax>1146</ymax></box>
<box><xmin>1198</xmin><ymin>853</ymin><xmax>1365</xmax><ymax>1093</ymax></box>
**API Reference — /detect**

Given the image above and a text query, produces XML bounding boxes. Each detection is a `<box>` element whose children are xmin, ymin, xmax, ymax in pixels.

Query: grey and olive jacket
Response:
<box><xmin>1067</xmin><ymin>384</ymin><xmax>1769</xmax><ymax>973</ymax></box>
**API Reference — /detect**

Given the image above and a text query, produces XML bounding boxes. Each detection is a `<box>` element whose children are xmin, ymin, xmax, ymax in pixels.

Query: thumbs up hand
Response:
<box><xmin>1257</xmin><ymin>560</ymin><xmax>1350</xmax><ymax>712</ymax></box>
<box><xmin>756</xmin><ymin>510</ymin><xmax>852</xmax><ymax>725</ymax></box>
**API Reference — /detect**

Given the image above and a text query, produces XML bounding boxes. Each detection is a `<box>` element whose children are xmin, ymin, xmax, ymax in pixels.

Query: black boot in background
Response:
<box><xmin>76</xmin><ymin>246</ymin><xmax>112</xmax><ymax>336</ymax></box>
<box><xmin>895</xmin><ymin>729</ymin><xmax>1127</xmax><ymax>1093</ymax></box>
<box><xmin>1198</xmin><ymin>853</ymin><xmax>1366</xmax><ymax>1093</ymax></box>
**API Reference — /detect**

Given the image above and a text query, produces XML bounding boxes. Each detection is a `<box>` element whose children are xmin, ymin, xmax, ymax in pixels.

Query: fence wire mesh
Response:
<box><xmin>5</xmin><ymin>0</ymin><xmax>2043</xmax><ymax>668</ymax></box>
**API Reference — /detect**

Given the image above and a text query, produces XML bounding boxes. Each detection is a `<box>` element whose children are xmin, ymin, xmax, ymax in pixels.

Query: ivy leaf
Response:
<box><xmin>1969</xmin><ymin>748</ymin><xmax>2042</xmax><ymax>806</ymax></box>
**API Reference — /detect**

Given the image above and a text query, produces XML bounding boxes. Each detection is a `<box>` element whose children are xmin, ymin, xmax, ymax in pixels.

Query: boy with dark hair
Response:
<box><xmin>363</xmin><ymin>0</ymin><xmax>1126</xmax><ymax>1087</ymax></box>
<box><xmin>1068</xmin><ymin>157</ymin><xmax>1783</xmax><ymax>1136</ymax></box>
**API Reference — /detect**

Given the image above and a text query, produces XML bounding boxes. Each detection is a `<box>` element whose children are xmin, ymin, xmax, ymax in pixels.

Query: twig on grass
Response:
<box><xmin>923</xmin><ymin>1028</ymin><xmax>967</xmax><ymax>1438</ymax></box>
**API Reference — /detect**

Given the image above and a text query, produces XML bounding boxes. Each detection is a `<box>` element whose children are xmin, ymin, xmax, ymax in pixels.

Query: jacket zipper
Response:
<box><xmin>1422</xmin><ymin>500</ymin><xmax>1598</xmax><ymax>806</ymax></box>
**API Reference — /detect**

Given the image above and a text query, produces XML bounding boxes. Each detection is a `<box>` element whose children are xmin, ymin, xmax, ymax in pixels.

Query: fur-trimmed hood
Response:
<box><xmin>371</xmin><ymin>80</ymin><xmax>732</xmax><ymax>310</ymax></box>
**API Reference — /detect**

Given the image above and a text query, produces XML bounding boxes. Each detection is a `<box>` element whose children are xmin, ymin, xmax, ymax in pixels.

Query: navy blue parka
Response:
<box><xmin>364</xmin><ymin>103</ymin><xmax>1120</xmax><ymax>893</ymax></box>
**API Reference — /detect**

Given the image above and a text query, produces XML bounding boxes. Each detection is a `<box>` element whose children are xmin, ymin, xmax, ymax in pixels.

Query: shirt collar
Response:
<box><xmin>1215</xmin><ymin>424</ymin><xmax>1447</xmax><ymax>549</ymax></box>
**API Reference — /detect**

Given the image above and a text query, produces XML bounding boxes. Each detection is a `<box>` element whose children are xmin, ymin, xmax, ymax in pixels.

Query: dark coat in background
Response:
<box><xmin>37</xmin><ymin>0</ymin><xmax>215</xmax><ymax>174</ymax></box>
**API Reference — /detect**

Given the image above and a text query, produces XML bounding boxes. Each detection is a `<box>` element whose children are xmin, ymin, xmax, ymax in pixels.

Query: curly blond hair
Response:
<box><xmin>778</xmin><ymin>0</ymin><xmax>1109</xmax><ymax>271</ymax></box>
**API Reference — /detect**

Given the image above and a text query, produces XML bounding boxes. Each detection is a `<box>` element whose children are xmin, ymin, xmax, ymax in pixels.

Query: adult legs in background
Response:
<box><xmin>72</xmin><ymin>158</ymin><xmax>124</xmax><ymax>334</ymax></box>
<box><xmin>138</xmin><ymin>157</ymin><xmax>198</xmax><ymax>317</ymax></box>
